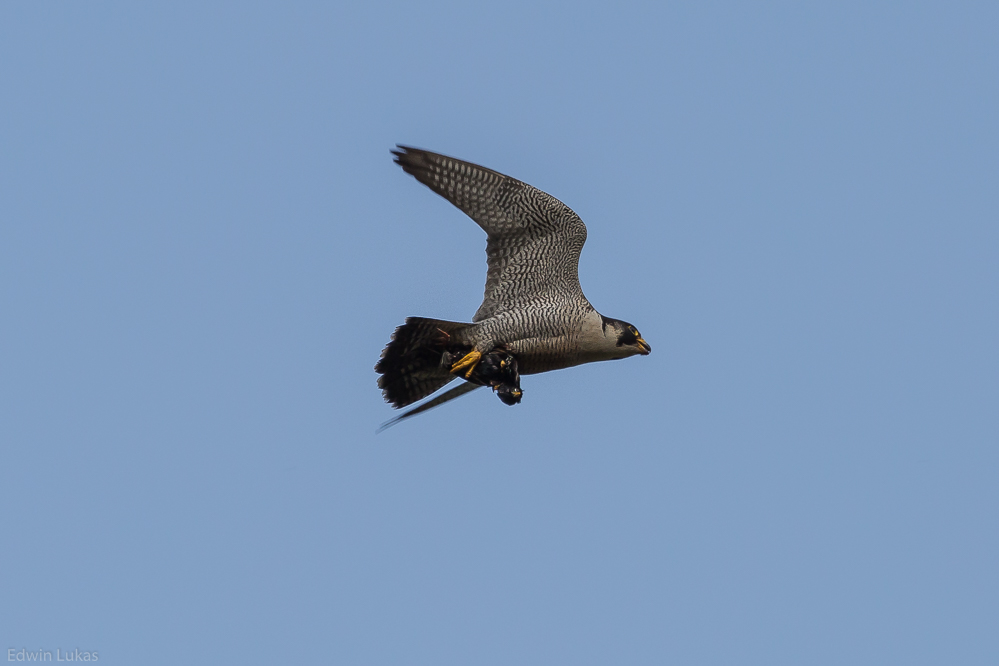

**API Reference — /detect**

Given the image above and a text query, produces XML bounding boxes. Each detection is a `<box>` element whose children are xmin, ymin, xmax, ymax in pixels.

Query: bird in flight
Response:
<box><xmin>376</xmin><ymin>146</ymin><xmax>651</xmax><ymax>429</ymax></box>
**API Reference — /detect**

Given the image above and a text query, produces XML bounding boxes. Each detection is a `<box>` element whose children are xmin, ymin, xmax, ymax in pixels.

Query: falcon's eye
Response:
<box><xmin>616</xmin><ymin>324</ymin><xmax>639</xmax><ymax>347</ymax></box>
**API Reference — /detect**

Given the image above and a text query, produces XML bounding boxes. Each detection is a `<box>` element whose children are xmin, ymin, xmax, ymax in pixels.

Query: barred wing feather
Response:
<box><xmin>392</xmin><ymin>146</ymin><xmax>590</xmax><ymax>322</ymax></box>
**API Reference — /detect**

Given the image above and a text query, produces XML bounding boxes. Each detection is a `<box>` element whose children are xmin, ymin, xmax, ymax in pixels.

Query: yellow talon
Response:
<box><xmin>449</xmin><ymin>350</ymin><xmax>482</xmax><ymax>378</ymax></box>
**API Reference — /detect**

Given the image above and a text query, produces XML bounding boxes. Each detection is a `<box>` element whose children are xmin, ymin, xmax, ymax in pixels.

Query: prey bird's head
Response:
<box><xmin>599</xmin><ymin>316</ymin><xmax>652</xmax><ymax>359</ymax></box>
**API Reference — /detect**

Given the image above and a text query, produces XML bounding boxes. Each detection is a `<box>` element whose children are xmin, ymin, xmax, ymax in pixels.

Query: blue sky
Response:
<box><xmin>2</xmin><ymin>3</ymin><xmax>997</xmax><ymax>664</ymax></box>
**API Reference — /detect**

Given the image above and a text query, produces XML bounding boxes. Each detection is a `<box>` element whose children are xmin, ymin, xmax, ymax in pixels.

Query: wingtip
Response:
<box><xmin>391</xmin><ymin>144</ymin><xmax>419</xmax><ymax>168</ymax></box>
<box><xmin>392</xmin><ymin>144</ymin><xmax>417</xmax><ymax>157</ymax></box>
<box><xmin>376</xmin><ymin>416</ymin><xmax>401</xmax><ymax>434</ymax></box>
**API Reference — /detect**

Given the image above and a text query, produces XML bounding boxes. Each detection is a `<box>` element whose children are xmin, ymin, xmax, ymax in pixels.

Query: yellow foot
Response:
<box><xmin>449</xmin><ymin>350</ymin><xmax>482</xmax><ymax>379</ymax></box>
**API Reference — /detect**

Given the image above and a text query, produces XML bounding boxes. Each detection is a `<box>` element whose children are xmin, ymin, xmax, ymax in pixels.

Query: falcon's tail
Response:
<box><xmin>375</xmin><ymin>317</ymin><xmax>472</xmax><ymax>408</ymax></box>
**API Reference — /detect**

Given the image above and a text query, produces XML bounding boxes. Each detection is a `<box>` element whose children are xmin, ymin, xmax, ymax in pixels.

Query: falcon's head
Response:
<box><xmin>599</xmin><ymin>316</ymin><xmax>652</xmax><ymax>359</ymax></box>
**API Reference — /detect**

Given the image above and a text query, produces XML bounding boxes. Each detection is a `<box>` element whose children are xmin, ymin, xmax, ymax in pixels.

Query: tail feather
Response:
<box><xmin>375</xmin><ymin>317</ymin><xmax>472</xmax><ymax>408</ymax></box>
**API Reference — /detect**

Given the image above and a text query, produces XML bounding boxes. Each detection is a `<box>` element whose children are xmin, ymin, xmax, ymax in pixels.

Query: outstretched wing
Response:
<box><xmin>377</xmin><ymin>382</ymin><xmax>482</xmax><ymax>432</ymax></box>
<box><xmin>392</xmin><ymin>146</ymin><xmax>589</xmax><ymax>322</ymax></box>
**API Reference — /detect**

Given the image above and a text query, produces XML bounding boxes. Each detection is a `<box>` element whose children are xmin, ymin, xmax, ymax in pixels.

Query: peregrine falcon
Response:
<box><xmin>376</xmin><ymin>146</ymin><xmax>651</xmax><ymax>427</ymax></box>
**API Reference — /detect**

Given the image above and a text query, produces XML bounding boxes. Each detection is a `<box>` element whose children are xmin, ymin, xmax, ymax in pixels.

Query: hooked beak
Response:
<box><xmin>636</xmin><ymin>337</ymin><xmax>651</xmax><ymax>355</ymax></box>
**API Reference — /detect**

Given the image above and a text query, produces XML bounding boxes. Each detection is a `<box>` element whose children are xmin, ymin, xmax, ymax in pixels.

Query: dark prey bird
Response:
<box><xmin>376</xmin><ymin>146</ymin><xmax>651</xmax><ymax>429</ymax></box>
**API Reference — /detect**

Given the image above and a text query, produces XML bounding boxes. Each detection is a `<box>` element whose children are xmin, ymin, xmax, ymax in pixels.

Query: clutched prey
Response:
<box><xmin>443</xmin><ymin>346</ymin><xmax>523</xmax><ymax>406</ymax></box>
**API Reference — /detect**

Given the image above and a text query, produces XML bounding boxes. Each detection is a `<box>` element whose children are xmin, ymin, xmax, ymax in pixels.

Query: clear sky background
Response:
<box><xmin>2</xmin><ymin>3</ymin><xmax>997</xmax><ymax>665</ymax></box>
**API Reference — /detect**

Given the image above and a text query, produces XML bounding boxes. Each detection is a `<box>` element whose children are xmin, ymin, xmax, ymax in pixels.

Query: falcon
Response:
<box><xmin>376</xmin><ymin>146</ymin><xmax>651</xmax><ymax>428</ymax></box>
